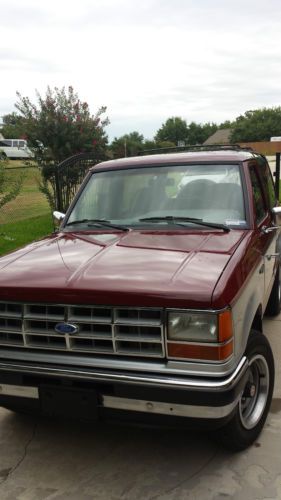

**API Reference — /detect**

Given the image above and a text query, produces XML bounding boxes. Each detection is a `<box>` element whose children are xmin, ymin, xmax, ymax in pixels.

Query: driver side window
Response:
<box><xmin>249</xmin><ymin>166</ymin><xmax>266</xmax><ymax>224</ymax></box>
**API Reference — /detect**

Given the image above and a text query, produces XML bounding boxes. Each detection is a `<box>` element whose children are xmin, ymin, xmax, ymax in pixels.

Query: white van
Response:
<box><xmin>0</xmin><ymin>139</ymin><xmax>33</xmax><ymax>159</ymax></box>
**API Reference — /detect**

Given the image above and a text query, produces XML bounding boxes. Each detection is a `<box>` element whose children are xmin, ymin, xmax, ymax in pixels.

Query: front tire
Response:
<box><xmin>217</xmin><ymin>331</ymin><xmax>274</xmax><ymax>451</ymax></box>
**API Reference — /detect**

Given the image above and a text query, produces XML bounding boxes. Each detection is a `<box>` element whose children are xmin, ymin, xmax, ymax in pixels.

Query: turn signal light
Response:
<box><xmin>218</xmin><ymin>310</ymin><xmax>233</xmax><ymax>342</ymax></box>
<box><xmin>167</xmin><ymin>340</ymin><xmax>233</xmax><ymax>361</ymax></box>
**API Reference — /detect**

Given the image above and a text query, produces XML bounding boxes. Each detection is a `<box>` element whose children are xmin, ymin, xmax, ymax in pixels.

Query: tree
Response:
<box><xmin>0</xmin><ymin>112</ymin><xmax>26</xmax><ymax>139</ymax></box>
<box><xmin>230</xmin><ymin>107</ymin><xmax>281</xmax><ymax>143</ymax></box>
<box><xmin>0</xmin><ymin>156</ymin><xmax>23</xmax><ymax>209</ymax></box>
<box><xmin>14</xmin><ymin>86</ymin><xmax>109</xmax><ymax>211</ymax></box>
<box><xmin>187</xmin><ymin>122</ymin><xmax>218</xmax><ymax>145</ymax></box>
<box><xmin>15</xmin><ymin>86</ymin><xmax>109</xmax><ymax>165</ymax></box>
<box><xmin>219</xmin><ymin>120</ymin><xmax>234</xmax><ymax>130</ymax></box>
<box><xmin>142</xmin><ymin>139</ymin><xmax>176</xmax><ymax>151</ymax></box>
<box><xmin>155</xmin><ymin>117</ymin><xmax>188</xmax><ymax>145</ymax></box>
<box><xmin>110</xmin><ymin>131</ymin><xmax>144</xmax><ymax>158</ymax></box>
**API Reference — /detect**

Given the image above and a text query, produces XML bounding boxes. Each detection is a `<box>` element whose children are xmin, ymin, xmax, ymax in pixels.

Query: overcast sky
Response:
<box><xmin>1</xmin><ymin>0</ymin><xmax>281</xmax><ymax>140</ymax></box>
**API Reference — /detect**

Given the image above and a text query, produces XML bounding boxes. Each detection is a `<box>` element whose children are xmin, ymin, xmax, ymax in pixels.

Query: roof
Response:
<box><xmin>203</xmin><ymin>129</ymin><xmax>232</xmax><ymax>145</ymax></box>
<box><xmin>92</xmin><ymin>149</ymin><xmax>257</xmax><ymax>172</ymax></box>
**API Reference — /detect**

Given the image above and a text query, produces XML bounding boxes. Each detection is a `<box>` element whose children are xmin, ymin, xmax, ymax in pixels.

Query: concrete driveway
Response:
<box><xmin>0</xmin><ymin>318</ymin><xmax>280</xmax><ymax>500</ymax></box>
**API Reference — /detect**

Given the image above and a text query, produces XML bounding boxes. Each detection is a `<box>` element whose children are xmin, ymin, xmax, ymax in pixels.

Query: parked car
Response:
<box><xmin>0</xmin><ymin>147</ymin><xmax>280</xmax><ymax>450</ymax></box>
<box><xmin>0</xmin><ymin>139</ymin><xmax>33</xmax><ymax>159</ymax></box>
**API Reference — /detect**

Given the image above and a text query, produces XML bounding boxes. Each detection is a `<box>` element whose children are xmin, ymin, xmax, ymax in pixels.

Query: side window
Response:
<box><xmin>258</xmin><ymin>158</ymin><xmax>276</xmax><ymax>208</ymax></box>
<box><xmin>249</xmin><ymin>167</ymin><xmax>267</xmax><ymax>224</ymax></box>
<box><xmin>0</xmin><ymin>140</ymin><xmax>12</xmax><ymax>147</ymax></box>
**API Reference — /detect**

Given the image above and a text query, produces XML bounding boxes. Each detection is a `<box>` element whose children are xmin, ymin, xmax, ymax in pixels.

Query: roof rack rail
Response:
<box><xmin>138</xmin><ymin>144</ymin><xmax>254</xmax><ymax>156</ymax></box>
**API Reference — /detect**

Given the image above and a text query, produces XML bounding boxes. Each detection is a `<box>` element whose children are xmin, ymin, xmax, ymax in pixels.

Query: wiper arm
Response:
<box><xmin>65</xmin><ymin>218</ymin><xmax>93</xmax><ymax>226</ymax></box>
<box><xmin>65</xmin><ymin>219</ymin><xmax>129</xmax><ymax>232</ymax></box>
<box><xmin>140</xmin><ymin>216</ymin><xmax>202</xmax><ymax>222</ymax></box>
<box><xmin>139</xmin><ymin>216</ymin><xmax>230</xmax><ymax>232</ymax></box>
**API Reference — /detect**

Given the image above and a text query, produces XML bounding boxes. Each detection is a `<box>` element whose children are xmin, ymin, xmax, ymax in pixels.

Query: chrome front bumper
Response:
<box><xmin>0</xmin><ymin>357</ymin><xmax>248</xmax><ymax>420</ymax></box>
<box><xmin>0</xmin><ymin>356</ymin><xmax>248</xmax><ymax>391</ymax></box>
<box><xmin>102</xmin><ymin>395</ymin><xmax>238</xmax><ymax>419</ymax></box>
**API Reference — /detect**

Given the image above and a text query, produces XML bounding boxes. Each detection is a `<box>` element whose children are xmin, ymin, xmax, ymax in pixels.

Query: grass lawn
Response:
<box><xmin>0</xmin><ymin>213</ymin><xmax>54</xmax><ymax>256</ymax></box>
<box><xmin>0</xmin><ymin>160</ymin><xmax>53</xmax><ymax>256</ymax></box>
<box><xmin>0</xmin><ymin>161</ymin><xmax>50</xmax><ymax>224</ymax></box>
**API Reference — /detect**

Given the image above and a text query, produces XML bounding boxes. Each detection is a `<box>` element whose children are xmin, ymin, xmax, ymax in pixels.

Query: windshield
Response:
<box><xmin>66</xmin><ymin>164</ymin><xmax>246</xmax><ymax>229</ymax></box>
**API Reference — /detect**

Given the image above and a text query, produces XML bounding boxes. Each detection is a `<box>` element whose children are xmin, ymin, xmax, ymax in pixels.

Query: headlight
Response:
<box><xmin>167</xmin><ymin>310</ymin><xmax>234</xmax><ymax>361</ymax></box>
<box><xmin>168</xmin><ymin>311</ymin><xmax>218</xmax><ymax>343</ymax></box>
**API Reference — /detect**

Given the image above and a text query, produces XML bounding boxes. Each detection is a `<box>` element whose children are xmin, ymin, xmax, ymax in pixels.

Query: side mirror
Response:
<box><xmin>53</xmin><ymin>211</ymin><xmax>65</xmax><ymax>227</ymax></box>
<box><xmin>272</xmin><ymin>207</ymin><xmax>281</xmax><ymax>215</ymax></box>
<box><xmin>272</xmin><ymin>206</ymin><xmax>281</xmax><ymax>225</ymax></box>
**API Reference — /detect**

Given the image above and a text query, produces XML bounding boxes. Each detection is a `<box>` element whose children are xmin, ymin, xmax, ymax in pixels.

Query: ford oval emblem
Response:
<box><xmin>54</xmin><ymin>323</ymin><xmax>79</xmax><ymax>335</ymax></box>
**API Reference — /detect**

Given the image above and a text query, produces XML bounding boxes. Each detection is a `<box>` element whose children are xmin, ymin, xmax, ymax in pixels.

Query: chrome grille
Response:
<box><xmin>0</xmin><ymin>302</ymin><xmax>165</xmax><ymax>358</ymax></box>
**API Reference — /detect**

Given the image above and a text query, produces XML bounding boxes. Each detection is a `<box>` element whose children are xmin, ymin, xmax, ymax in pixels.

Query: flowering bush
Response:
<box><xmin>15</xmin><ymin>86</ymin><xmax>109</xmax><ymax>211</ymax></box>
<box><xmin>15</xmin><ymin>86</ymin><xmax>109</xmax><ymax>164</ymax></box>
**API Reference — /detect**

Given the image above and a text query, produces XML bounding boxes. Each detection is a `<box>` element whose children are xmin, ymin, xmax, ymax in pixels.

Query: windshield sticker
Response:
<box><xmin>225</xmin><ymin>220</ymin><xmax>247</xmax><ymax>226</ymax></box>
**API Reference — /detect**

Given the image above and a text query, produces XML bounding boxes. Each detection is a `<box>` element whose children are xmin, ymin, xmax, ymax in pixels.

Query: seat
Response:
<box><xmin>211</xmin><ymin>183</ymin><xmax>244</xmax><ymax>216</ymax></box>
<box><xmin>130</xmin><ymin>180</ymin><xmax>168</xmax><ymax>216</ymax></box>
<box><xmin>176</xmin><ymin>179</ymin><xmax>215</xmax><ymax>210</ymax></box>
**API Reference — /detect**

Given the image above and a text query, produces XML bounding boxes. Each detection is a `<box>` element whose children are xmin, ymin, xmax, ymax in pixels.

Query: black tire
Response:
<box><xmin>265</xmin><ymin>264</ymin><xmax>281</xmax><ymax>316</ymax></box>
<box><xmin>217</xmin><ymin>331</ymin><xmax>274</xmax><ymax>451</ymax></box>
<box><xmin>0</xmin><ymin>152</ymin><xmax>7</xmax><ymax>160</ymax></box>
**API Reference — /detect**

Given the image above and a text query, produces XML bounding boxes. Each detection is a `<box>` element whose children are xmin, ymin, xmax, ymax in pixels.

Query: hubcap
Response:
<box><xmin>239</xmin><ymin>354</ymin><xmax>270</xmax><ymax>430</ymax></box>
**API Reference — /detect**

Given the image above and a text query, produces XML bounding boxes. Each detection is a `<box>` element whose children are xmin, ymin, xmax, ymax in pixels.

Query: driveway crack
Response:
<box><xmin>0</xmin><ymin>420</ymin><xmax>38</xmax><ymax>486</ymax></box>
<box><xmin>149</xmin><ymin>448</ymin><xmax>219</xmax><ymax>500</ymax></box>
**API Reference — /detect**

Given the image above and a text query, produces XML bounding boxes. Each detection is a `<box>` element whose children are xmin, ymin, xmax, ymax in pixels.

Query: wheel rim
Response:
<box><xmin>239</xmin><ymin>354</ymin><xmax>270</xmax><ymax>430</ymax></box>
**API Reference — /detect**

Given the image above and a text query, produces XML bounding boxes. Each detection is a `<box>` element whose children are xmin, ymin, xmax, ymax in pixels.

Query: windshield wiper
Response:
<box><xmin>65</xmin><ymin>219</ymin><xmax>129</xmax><ymax>232</ymax></box>
<box><xmin>139</xmin><ymin>216</ymin><xmax>230</xmax><ymax>232</ymax></box>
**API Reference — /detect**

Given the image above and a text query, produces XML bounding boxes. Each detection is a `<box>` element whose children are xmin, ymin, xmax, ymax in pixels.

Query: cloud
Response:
<box><xmin>0</xmin><ymin>49</ymin><xmax>59</xmax><ymax>72</ymax></box>
<box><xmin>1</xmin><ymin>0</ymin><xmax>281</xmax><ymax>140</ymax></box>
<box><xmin>0</xmin><ymin>1</ymin><xmax>49</xmax><ymax>28</ymax></box>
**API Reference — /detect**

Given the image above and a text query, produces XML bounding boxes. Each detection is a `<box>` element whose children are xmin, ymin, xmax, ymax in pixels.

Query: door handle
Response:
<box><xmin>262</xmin><ymin>226</ymin><xmax>279</xmax><ymax>234</ymax></box>
<box><xmin>265</xmin><ymin>253</ymin><xmax>280</xmax><ymax>261</ymax></box>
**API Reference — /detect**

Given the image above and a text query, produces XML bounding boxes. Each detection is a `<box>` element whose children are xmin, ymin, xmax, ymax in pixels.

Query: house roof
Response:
<box><xmin>203</xmin><ymin>129</ymin><xmax>232</xmax><ymax>145</ymax></box>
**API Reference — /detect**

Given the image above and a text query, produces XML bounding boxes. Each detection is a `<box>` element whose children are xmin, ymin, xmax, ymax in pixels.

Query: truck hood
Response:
<box><xmin>0</xmin><ymin>229</ymin><xmax>247</xmax><ymax>308</ymax></box>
